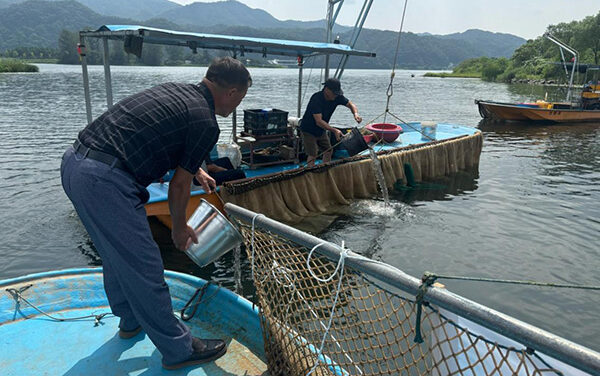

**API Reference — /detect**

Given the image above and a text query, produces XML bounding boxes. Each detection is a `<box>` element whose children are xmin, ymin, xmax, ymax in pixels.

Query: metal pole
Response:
<box><xmin>567</xmin><ymin>55</ymin><xmax>578</xmax><ymax>103</ymax></box>
<box><xmin>79</xmin><ymin>34</ymin><xmax>93</xmax><ymax>124</ymax></box>
<box><xmin>324</xmin><ymin>0</ymin><xmax>334</xmax><ymax>80</ymax></box>
<box><xmin>224</xmin><ymin>203</ymin><xmax>600</xmax><ymax>375</ymax></box>
<box><xmin>544</xmin><ymin>33</ymin><xmax>579</xmax><ymax>103</ymax></box>
<box><xmin>335</xmin><ymin>0</ymin><xmax>374</xmax><ymax>80</ymax></box>
<box><xmin>232</xmin><ymin>53</ymin><xmax>239</xmax><ymax>142</ymax></box>
<box><xmin>297</xmin><ymin>56</ymin><xmax>304</xmax><ymax>117</ymax></box>
<box><xmin>102</xmin><ymin>38</ymin><xmax>113</xmax><ymax>108</ymax></box>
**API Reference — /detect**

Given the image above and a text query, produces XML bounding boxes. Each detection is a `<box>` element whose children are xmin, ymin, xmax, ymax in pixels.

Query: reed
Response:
<box><xmin>423</xmin><ymin>72</ymin><xmax>480</xmax><ymax>78</ymax></box>
<box><xmin>0</xmin><ymin>59</ymin><xmax>39</xmax><ymax>73</ymax></box>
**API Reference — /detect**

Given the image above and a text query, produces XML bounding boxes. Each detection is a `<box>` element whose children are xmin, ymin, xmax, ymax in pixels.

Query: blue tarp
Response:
<box><xmin>81</xmin><ymin>25</ymin><xmax>376</xmax><ymax>58</ymax></box>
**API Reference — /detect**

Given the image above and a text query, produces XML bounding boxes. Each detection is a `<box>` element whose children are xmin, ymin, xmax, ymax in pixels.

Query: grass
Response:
<box><xmin>0</xmin><ymin>59</ymin><xmax>39</xmax><ymax>73</ymax></box>
<box><xmin>423</xmin><ymin>72</ymin><xmax>481</xmax><ymax>78</ymax></box>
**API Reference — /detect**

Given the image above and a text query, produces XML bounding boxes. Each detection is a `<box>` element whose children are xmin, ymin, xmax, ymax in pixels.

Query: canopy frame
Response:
<box><xmin>78</xmin><ymin>24</ymin><xmax>376</xmax><ymax>133</ymax></box>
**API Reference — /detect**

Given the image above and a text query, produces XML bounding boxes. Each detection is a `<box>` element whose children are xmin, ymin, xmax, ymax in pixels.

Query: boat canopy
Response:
<box><xmin>81</xmin><ymin>25</ymin><xmax>376</xmax><ymax>58</ymax></box>
<box><xmin>78</xmin><ymin>24</ymin><xmax>376</xmax><ymax>125</ymax></box>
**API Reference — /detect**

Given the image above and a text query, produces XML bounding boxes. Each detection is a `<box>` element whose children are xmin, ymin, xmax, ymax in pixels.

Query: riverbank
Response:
<box><xmin>0</xmin><ymin>59</ymin><xmax>38</xmax><ymax>73</ymax></box>
<box><xmin>423</xmin><ymin>72</ymin><xmax>480</xmax><ymax>78</ymax></box>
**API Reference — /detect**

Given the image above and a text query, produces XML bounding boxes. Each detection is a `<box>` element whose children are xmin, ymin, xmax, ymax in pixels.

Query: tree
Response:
<box><xmin>58</xmin><ymin>30</ymin><xmax>79</xmax><ymax>64</ymax></box>
<box><xmin>140</xmin><ymin>44</ymin><xmax>163</xmax><ymax>66</ymax></box>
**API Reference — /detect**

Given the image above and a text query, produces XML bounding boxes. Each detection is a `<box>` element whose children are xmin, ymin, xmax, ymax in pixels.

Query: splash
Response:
<box><xmin>233</xmin><ymin>245</ymin><xmax>242</xmax><ymax>295</ymax></box>
<box><xmin>368</xmin><ymin>148</ymin><xmax>390</xmax><ymax>206</ymax></box>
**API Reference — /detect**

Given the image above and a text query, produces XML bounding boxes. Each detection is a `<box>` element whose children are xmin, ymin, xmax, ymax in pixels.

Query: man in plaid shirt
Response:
<box><xmin>61</xmin><ymin>57</ymin><xmax>251</xmax><ymax>370</ymax></box>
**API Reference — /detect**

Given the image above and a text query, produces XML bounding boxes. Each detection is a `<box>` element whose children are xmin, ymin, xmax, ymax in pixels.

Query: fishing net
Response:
<box><xmin>222</xmin><ymin>133</ymin><xmax>483</xmax><ymax>223</ymax></box>
<box><xmin>235</xmin><ymin>223</ymin><xmax>566</xmax><ymax>376</ymax></box>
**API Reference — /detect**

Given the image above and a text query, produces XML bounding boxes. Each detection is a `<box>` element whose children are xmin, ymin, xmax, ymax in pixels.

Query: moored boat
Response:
<box><xmin>476</xmin><ymin>33</ymin><xmax>600</xmax><ymax>123</ymax></box>
<box><xmin>475</xmin><ymin>99</ymin><xmax>600</xmax><ymax>122</ymax></box>
<box><xmin>0</xmin><ymin>268</ymin><xmax>266</xmax><ymax>375</ymax></box>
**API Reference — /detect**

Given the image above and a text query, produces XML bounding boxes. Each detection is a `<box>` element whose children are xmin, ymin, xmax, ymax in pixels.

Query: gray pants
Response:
<box><xmin>61</xmin><ymin>147</ymin><xmax>192</xmax><ymax>364</ymax></box>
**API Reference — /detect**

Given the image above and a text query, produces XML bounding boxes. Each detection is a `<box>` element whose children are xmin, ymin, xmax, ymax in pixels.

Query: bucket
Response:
<box><xmin>420</xmin><ymin>121</ymin><xmax>437</xmax><ymax>141</ymax></box>
<box><xmin>184</xmin><ymin>199</ymin><xmax>243</xmax><ymax>267</ymax></box>
<box><xmin>340</xmin><ymin>127</ymin><xmax>369</xmax><ymax>156</ymax></box>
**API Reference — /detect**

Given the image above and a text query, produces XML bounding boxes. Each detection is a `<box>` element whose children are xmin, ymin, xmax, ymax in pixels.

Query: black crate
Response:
<box><xmin>243</xmin><ymin>109</ymin><xmax>289</xmax><ymax>136</ymax></box>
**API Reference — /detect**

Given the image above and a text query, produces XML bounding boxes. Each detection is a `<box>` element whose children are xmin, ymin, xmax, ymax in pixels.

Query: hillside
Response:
<box><xmin>440</xmin><ymin>29</ymin><xmax>528</xmax><ymax>58</ymax></box>
<box><xmin>0</xmin><ymin>0</ymin><xmax>526</xmax><ymax>69</ymax></box>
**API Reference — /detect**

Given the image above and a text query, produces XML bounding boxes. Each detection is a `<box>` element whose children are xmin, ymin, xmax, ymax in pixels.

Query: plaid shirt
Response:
<box><xmin>78</xmin><ymin>82</ymin><xmax>220</xmax><ymax>186</ymax></box>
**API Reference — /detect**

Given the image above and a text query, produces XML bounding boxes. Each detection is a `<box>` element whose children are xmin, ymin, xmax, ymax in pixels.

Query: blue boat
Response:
<box><xmin>0</xmin><ymin>268</ymin><xmax>266</xmax><ymax>375</ymax></box>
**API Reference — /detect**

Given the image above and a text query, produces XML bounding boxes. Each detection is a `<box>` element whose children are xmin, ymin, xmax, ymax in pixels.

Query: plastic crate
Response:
<box><xmin>243</xmin><ymin>109</ymin><xmax>289</xmax><ymax>136</ymax></box>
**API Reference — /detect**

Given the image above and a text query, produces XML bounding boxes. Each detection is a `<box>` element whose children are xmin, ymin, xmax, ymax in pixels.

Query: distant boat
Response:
<box><xmin>476</xmin><ymin>33</ymin><xmax>600</xmax><ymax>123</ymax></box>
<box><xmin>475</xmin><ymin>99</ymin><xmax>600</xmax><ymax>122</ymax></box>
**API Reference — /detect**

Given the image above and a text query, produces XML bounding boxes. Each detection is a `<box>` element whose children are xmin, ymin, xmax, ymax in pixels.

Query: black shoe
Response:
<box><xmin>118</xmin><ymin>326</ymin><xmax>143</xmax><ymax>339</ymax></box>
<box><xmin>162</xmin><ymin>337</ymin><xmax>227</xmax><ymax>370</ymax></box>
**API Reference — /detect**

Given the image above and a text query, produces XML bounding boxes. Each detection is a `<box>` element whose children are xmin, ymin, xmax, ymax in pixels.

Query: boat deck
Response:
<box><xmin>0</xmin><ymin>269</ymin><xmax>267</xmax><ymax>376</ymax></box>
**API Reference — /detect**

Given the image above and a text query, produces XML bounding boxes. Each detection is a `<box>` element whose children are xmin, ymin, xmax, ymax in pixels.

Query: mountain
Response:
<box><xmin>0</xmin><ymin>0</ymin><xmax>179</xmax><ymax>20</ymax></box>
<box><xmin>440</xmin><ymin>29</ymin><xmax>526</xmax><ymax>58</ymax></box>
<box><xmin>156</xmin><ymin>1</ymin><xmax>351</xmax><ymax>32</ymax></box>
<box><xmin>0</xmin><ymin>0</ymin><xmax>139</xmax><ymax>49</ymax></box>
<box><xmin>75</xmin><ymin>0</ymin><xmax>179</xmax><ymax>22</ymax></box>
<box><xmin>0</xmin><ymin>0</ymin><xmax>527</xmax><ymax>69</ymax></box>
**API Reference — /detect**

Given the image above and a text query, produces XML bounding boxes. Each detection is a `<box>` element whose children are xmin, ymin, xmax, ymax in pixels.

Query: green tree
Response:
<box><xmin>140</xmin><ymin>44</ymin><xmax>163</xmax><ymax>66</ymax></box>
<box><xmin>58</xmin><ymin>29</ymin><xmax>80</xmax><ymax>64</ymax></box>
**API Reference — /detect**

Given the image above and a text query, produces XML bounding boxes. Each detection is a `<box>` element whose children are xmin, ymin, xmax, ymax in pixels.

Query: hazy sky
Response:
<box><xmin>169</xmin><ymin>0</ymin><xmax>600</xmax><ymax>40</ymax></box>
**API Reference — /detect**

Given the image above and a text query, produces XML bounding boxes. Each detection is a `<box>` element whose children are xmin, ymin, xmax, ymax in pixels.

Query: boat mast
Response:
<box><xmin>545</xmin><ymin>32</ymin><xmax>579</xmax><ymax>102</ymax></box>
<box><xmin>324</xmin><ymin>0</ymin><xmax>344</xmax><ymax>80</ymax></box>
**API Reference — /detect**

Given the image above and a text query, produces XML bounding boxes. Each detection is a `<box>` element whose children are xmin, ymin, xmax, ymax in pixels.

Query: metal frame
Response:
<box><xmin>78</xmin><ymin>24</ymin><xmax>376</xmax><ymax>128</ymax></box>
<box><xmin>545</xmin><ymin>32</ymin><xmax>579</xmax><ymax>103</ymax></box>
<box><xmin>224</xmin><ymin>203</ymin><xmax>600</xmax><ymax>375</ymax></box>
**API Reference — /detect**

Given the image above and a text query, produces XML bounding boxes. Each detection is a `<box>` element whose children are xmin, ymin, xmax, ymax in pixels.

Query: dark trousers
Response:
<box><xmin>208</xmin><ymin>157</ymin><xmax>246</xmax><ymax>185</ymax></box>
<box><xmin>60</xmin><ymin>147</ymin><xmax>193</xmax><ymax>364</ymax></box>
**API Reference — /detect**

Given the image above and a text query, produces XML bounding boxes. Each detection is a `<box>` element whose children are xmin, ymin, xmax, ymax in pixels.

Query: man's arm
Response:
<box><xmin>168</xmin><ymin>166</ymin><xmax>198</xmax><ymax>250</ymax></box>
<box><xmin>313</xmin><ymin>113</ymin><xmax>343</xmax><ymax>140</ymax></box>
<box><xmin>346</xmin><ymin>101</ymin><xmax>362</xmax><ymax>123</ymax></box>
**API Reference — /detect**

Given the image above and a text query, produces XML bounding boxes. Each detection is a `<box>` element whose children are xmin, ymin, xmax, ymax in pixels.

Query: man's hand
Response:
<box><xmin>333</xmin><ymin>128</ymin><xmax>343</xmax><ymax>141</ymax></box>
<box><xmin>171</xmin><ymin>225</ymin><xmax>198</xmax><ymax>251</ymax></box>
<box><xmin>194</xmin><ymin>168</ymin><xmax>217</xmax><ymax>193</ymax></box>
<box><xmin>354</xmin><ymin>113</ymin><xmax>363</xmax><ymax>124</ymax></box>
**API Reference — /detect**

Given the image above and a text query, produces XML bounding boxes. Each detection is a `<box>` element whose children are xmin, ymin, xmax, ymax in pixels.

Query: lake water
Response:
<box><xmin>0</xmin><ymin>64</ymin><xmax>598</xmax><ymax>351</ymax></box>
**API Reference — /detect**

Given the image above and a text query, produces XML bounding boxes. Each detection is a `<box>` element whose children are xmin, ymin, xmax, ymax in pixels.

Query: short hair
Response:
<box><xmin>205</xmin><ymin>56</ymin><xmax>252</xmax><ymax>90</ymax></box>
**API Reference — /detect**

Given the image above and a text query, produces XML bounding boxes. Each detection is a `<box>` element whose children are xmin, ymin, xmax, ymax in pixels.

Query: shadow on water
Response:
<box><xmin>390</xmin><ymin>166</ymin><xmax>480</xmax><ymax>204</ymax></box>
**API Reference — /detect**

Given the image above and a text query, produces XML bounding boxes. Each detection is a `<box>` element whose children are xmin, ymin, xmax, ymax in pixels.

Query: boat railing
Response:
<box><xmin>225</xmin><ymin>203</ymin><xmax>600</xmax><ymax>375</ymax></box>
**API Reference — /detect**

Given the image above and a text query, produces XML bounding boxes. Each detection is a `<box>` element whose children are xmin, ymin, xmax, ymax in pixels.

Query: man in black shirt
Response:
<box><xmin>300</xmin><ymin>78</ymin><xmax>362</xmax><ymax>167</ymax></box>
<box><xmin>61</xmin><ymin>57</ymin><xmax>251</xmax><ymax>370</ymax></box>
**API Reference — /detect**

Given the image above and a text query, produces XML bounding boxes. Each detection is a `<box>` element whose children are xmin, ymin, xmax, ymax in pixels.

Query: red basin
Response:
<box><xmin>365</xmin><ymin>123</ymin><xmax>403</xmax><ymax>143</ymax></box>
<box><xmin>362</xmin><ymin>134</ymin><xmax>374</xmax><ymax>143</ymax></box>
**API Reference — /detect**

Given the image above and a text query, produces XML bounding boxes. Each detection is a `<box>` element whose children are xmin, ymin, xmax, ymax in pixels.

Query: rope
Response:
<box><xmin>413</xmin><ymin>273</ymin><xmax>436</xmax><ymax>343</ymax></box>
<box><xmin>301</xmin><ymin>56</ymin><xmax>316</xmax><ymax>108</ymax></box>
<box><xmin>306</xmin><ymin>242</ymin><xmax>349</xmax><ymax>376</ymax></box>
<box><xmin>180</xmin><ymin>282</ymin><xmax>220</xmax><ymax>321</ymax></box>
<box><xmin>5</xmin><ymin>286</ymin><xmax>112</xmax><ymax>326</ymax></box>
<box><xmin>386</xmin><ymin>111</ymin><xmax>436</xmax><ymax>141</ymax></box>
<box><xmin>424</xmin><ymin>271</ymin><xmax>600</xmax><ymax>290</ymax></box>
<box><xmin>383</xmin><ymin>0</ymin><xmax>409</xmax><ymax>123</ymax></box>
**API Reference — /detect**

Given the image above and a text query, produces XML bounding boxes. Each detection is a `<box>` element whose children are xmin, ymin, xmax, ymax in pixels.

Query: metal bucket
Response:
<box><xmin>184</xmin><ymin>199</ymin><xmax>243</xmax><ymax>267</ymax></box>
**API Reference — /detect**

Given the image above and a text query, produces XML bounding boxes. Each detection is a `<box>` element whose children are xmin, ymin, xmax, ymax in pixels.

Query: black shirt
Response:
<box><xmin>300</xmin><ymin>90</ymin><xmax>349</xmax><ymax>137</ymax></box>
<box><xmin>78</xmin><ymin>82</ymin><xmax>220</xmax><ymax>186</ymax></box>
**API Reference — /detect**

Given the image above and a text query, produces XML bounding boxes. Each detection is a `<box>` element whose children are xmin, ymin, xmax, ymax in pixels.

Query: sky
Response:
<box><xmin>169</xmin><ymin>0</ymin><xmax>600</xmax><ymax>40</ymax></box>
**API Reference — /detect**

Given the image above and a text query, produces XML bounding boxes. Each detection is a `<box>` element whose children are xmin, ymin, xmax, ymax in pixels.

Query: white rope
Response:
<box><xmin>306</xmin><ymin>241</ymin><xmax>350</xmax><ymax>376</ymax></box>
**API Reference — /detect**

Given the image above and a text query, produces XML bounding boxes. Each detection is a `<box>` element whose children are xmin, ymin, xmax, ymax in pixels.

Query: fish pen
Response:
<box><xmin>224</xmin><ymin>203</ymin><xmax>600</xmax><ymax>376</ymax></box>
<box><xmin>222</xmin><ymin>131</ymin><xmax>483</xmax><ymax>223</ymax></box>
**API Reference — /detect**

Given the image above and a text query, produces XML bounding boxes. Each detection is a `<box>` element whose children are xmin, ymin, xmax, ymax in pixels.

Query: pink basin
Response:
<box><xmin>365</xmin><ymin>123</ymin><xmax>403</xmax><ymax>143</ymax></box>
